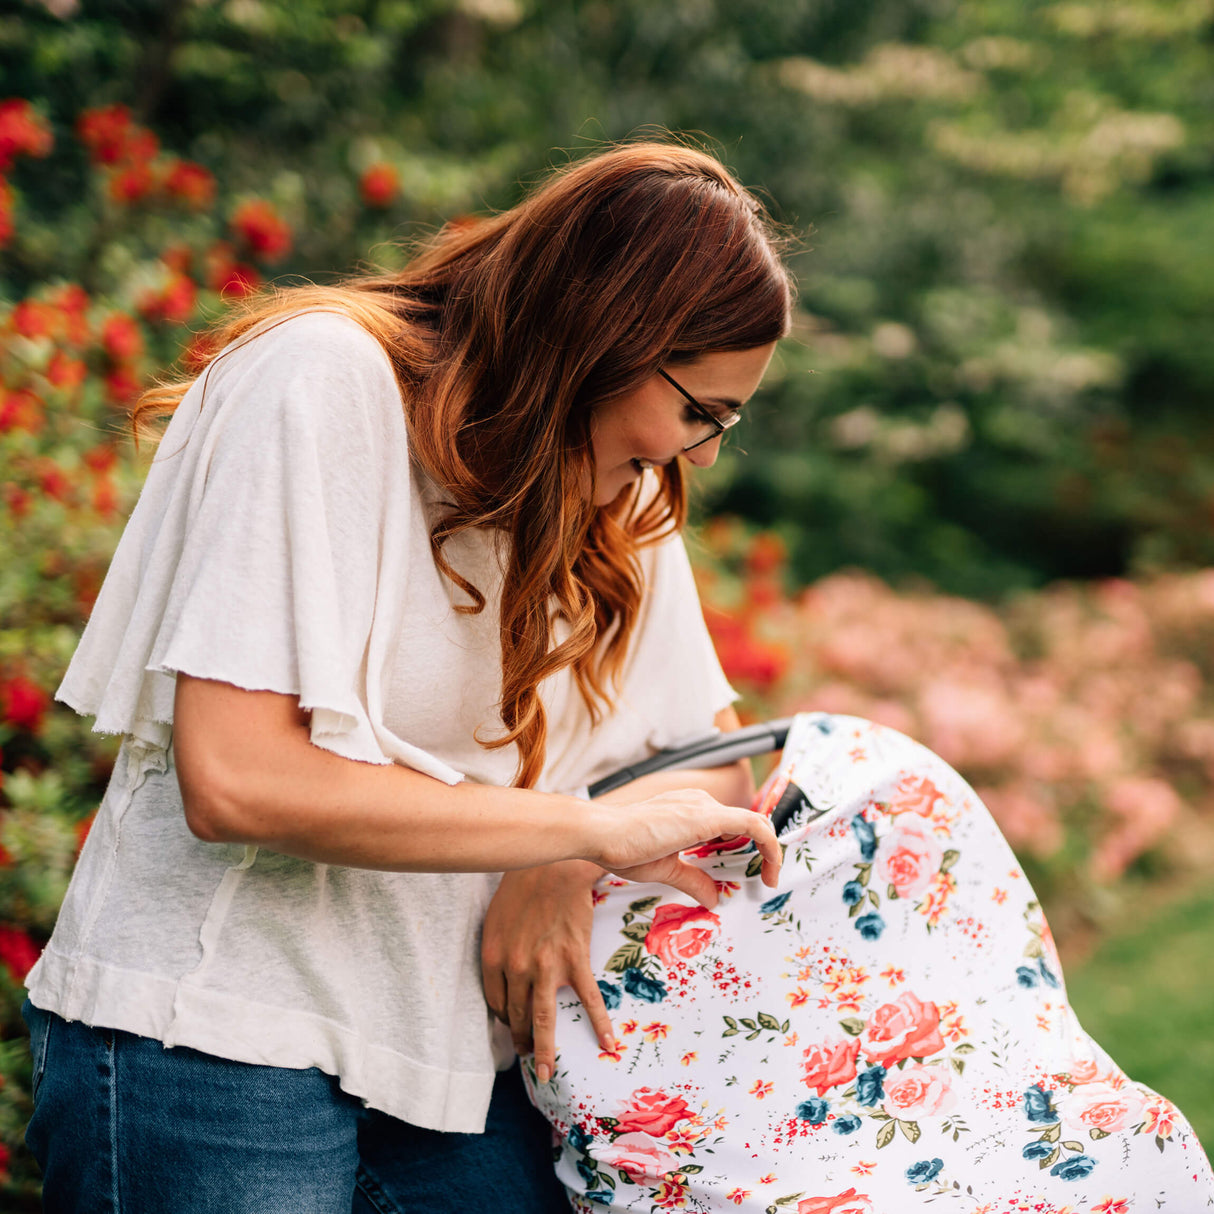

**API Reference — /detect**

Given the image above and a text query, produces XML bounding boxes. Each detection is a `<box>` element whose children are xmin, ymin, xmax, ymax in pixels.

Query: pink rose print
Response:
<box><xmin>892</xmin><ymin>774</ymin><xmax>945</xmax><ymax>817</ymax></box>
<box><xmin>1066</xmin><ymin>1058</ymin><xmax>1103</xmax><ymax>1084</ymax></box>
<box><xmin>644</xmin><ymin>904</ymin><xmax>722</xmax><ymax>966</ymax></box>
<box><xmin>801</xmin><ymin>1036</ymin><xmax>861</xmax><ymax>1096</ymax></box>
<box><xmin>797</xmin><ymin>1189</ymin><xmax>874</xmax><ymax>1214</ymax></box>
<box><xmin>588</xmin><ymin>1131</ymin><xmax>678</xmax><ymax>1183</ymax></box>
<box><xmin>1057</xmin><ymin>1080</ymin><xmax>1145</xmax><ymax>1134</ymax></box>
<box><xmin>613</xmin><ymin>1087</ymin><xmax>694</xmax><ymax>1137</ymax></box>
<box><xmin>876</xmin><ymin>814</ymin><xmax>944</xmax><ymax>898</ymax></box>
<box><xmin>881</xmin><ymin>1063</ymin><xmax>956</xmax><ymax>1119</ymax></box>
<box><xmin>861</xmin><ymin>991</ymin><xmax>946</xmax><ymax>1068</ymax></box>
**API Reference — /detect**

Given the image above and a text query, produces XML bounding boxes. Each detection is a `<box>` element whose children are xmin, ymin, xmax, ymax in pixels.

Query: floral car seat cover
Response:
<box><xmin>526</xmin><ymin>714</ymin><xmax>1214</xmax><ymax>1213</ymax></box>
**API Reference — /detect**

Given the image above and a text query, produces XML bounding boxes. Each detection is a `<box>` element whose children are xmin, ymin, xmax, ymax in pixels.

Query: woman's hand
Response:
<box><xmin>481</xmin><ymin>860</ymin><xmax>615</xmax><ymax>1085</ymax></box>
<box><xmin>587</xmin><ymin>788</ymin><xmax>782</xmax><ymax>907</ymax></box>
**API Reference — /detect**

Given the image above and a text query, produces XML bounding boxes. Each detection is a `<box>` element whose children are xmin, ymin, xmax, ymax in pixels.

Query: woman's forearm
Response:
<box><xmin>172</xmin><ymin>675</ymin><xmax>780</xmax><ymax>888</ymax></box>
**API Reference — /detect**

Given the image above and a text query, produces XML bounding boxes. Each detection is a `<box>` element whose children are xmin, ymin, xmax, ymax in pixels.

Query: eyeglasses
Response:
<box><xmin>658</xmin><ymin>368</ymin><xmax>743</xmax><ymax>452</ymax></box>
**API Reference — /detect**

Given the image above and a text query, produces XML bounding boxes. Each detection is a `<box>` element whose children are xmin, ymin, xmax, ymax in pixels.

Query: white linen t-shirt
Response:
<box><xmin>26</xmin><ymin>311</ymin><xmax>737</xmax><ymax>1132</ymax></box>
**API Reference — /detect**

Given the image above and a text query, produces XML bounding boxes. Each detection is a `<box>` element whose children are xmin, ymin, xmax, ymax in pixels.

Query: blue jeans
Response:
<box><xmin>23</xmin><ymin>1001</ymin><xmax>571</xmax><ymax>1213</ymax></box>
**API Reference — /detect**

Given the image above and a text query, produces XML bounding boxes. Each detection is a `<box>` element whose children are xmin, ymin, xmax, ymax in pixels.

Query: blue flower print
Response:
<box><xmin>622</xmin><ymin>967</ymin><xmax>667</xmax><ymax>1003</ymax></box>
<box><xmin>832</xmin><ymin>1114</ymin><xmax>863</xmax><ymax>1135</ymax></box>
<box><xmin>851</xmin><ymin>814</ymin><xmax>877</xmax><ymax>862</ymax></box>
<box><xmin>1050</xmin><ymin>1154</ymin><xmax>1097</xmax><ymax>1181</ymax></box>
<box><xmin>1023</xmin><ymin>1085</ymin><xmax>1057</xmax><ymax>1123</ymax></box>
<box><xmin>568</xmin><ymin>1123</ymin><xmax>592</xmax><ymax>1151</ymax></box>
<box><xmin>577</xmin><ymin>1156</ymin><xmax>598</xmax><ymax>1186</ymax></box>
<box><xmin>1022</xmin><ymin>1141</ymin><xmax>1054</xmax><ymax>1160</ymax></box>
<box><xmin>1016</xmin><ymin>965</ymin><xmax>1039</xmax><ymax>988</ymax></box>
<box><xmin>796</xmin><ymin>1097</ymin><xmax>829</xmax><ymax>1124</ymax></box>
<box><xmin>841</xmin><ymin>880</ymin><xmax>865</xmax><ymax>906</ymax></box>
<box><xmin>585</xmin><ymin>1191</ymin><xmax>615</xmax><ymax>1205</ymax></box>
<box><xmin>855</xmin><ymin>912</ymin><xmax>885</xmax><ymax>940</ymax></box>
<box><xmin>760</xmin><ymin>891</ymin><xmax>792</xmax><ymax>915</ymax></box>
<box><xmin>1038</xmin><ymin>957</ymin><xmax>1060</xmax><ymax>988</ymax></box>
<box><xmin>906</xmin><ymin>1158</ymin><xmax>944</xmax><ymax>1184</ymax></box>
<box><xmin>596</xmin><ymin>980</ymin><xmax>621</xmax><ymax>1010</ymax></box>
<box><xmin>855</xmin><ymin>1065</ymin><xmax>886</xmax><ymax>1106</ymax></box>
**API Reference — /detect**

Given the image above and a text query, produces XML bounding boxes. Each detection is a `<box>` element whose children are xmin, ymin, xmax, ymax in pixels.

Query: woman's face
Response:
<box><xmin>589</xmin><ymin>343</ymin><xmax>777</xmax><ymax>507</ymax></box>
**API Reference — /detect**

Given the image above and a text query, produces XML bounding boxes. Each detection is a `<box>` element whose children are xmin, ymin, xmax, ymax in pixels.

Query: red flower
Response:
<box><xmin>0</xmin><ymin>924</ymin><xmax>42</xmax><ymax>982</ymax></box>
<box><xmin>162</xmin><ymin>158</ymin><xmax>216</xmax><ymax>208</ymax></box>
<box><xmin>644</xmin><ymin>903</ymin><xmax>721</xmax><ymax>966</ymax></box>
<box><xmin>83</xmin><ymin>444</ymin><xmax>118</xmax><ymax>474</ymax></box>
<box><xmin>108</xmin><ymin>161</ymin><xmax>156</xmax><ymax>205</ymax></box>
<box><xmin>3</xmin><ymin>484</ymin><xmax>32</xmax><ymax>517</ymax></box>
<box><xmin>100</xmin><ymin>312</ymin><xmax>144</xmax><ymax>362</ymax></box>
<box><xmin>46</xmin><ymin>351</ymin><xmax>87</xmax><ymax>393</ymax></box>
<box><xmin>10</xmin><ymin>298</ymin><xmax>57</xmax><ymax>339</ymax></box>
<box><xmin>206</xmin><ymin>241</ymin><xmax>263</xmax><ymax>296</ymax></box>
<box><xmin>0</xmin><ymin>98</ymin><xmax>53</xmax><ymax>172</ymax></box>
<box><xmin>0</xmin><ymin>388</ymin><xmax>44</xmax><ymax>434</ymax></box>
<box><xmin>360</xmin><ymin>162</ymin><xmax>399</xmax><ymax>208</ymax></box>
<box><xmin>91</xmin><ymin>475</ymin><xmax>118</xmax><ymax>518</ymax></box>
<box><xmin>231</xmin><ymin>199</ymin><xmax>292</xmax><ymax>262</ymax></box>
<box><xmin>76</xmin><ymin>811</ymin><xmax>97</xmax><ymax>856</ymax></box>
<box><xmin>745</xmin><ymin>531</ymin><xmax>786</xmax><ymax>577</ymax></box>
<box><xmin>139</xmin><ymin>273</ymin><xmax>197</xmax><ymax>325</ymax></box>
<box><xmin>76</xmin><ymin>104</ymin><xmax>134</xmax><ymax>165</ymax></box>
<box><xmin>37</xmin><ymin>459</ymin><xmax>72</xmax><ymax>502</ymax></box>
<box><xmin>104</xmin><ymin>365</ymin><xmax>142</xmax><ymax>405</ymax></box>
<box><xmin>613</xmin><ymin>1087</ymin><xmax>694</xmax><ymax>1137</ymax></box>
<box><xmin>1</xmin><ymin>675</ymin><xmax>50</xmax><ymax>732</ymax></box>
<box><xmin>47</xmin><ymin>283</ymin><xmax>92</xmax><ymax>344</ymax></box>
<box><xmin>0</xmin><ymin>179</ymin><xmax>13</xmax><ymax>247</ymax></box>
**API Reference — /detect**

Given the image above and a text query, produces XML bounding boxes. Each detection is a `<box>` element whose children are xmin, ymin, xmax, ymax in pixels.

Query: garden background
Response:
<box><xmin>1</xmin><ymin>0</ymin><xmax>1213</xmax><ymax>1204</ymax></box>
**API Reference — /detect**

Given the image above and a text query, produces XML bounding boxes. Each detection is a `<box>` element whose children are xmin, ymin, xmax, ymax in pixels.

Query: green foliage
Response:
<box><xmin>1</xmin><ymin>0</ymin><xmax>1213</xmax><ymax>1201</ymax></box>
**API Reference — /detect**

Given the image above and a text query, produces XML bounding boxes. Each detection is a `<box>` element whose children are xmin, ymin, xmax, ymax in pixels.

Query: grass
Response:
<box><xmin>1062</xmin><ymin>883</ymin><xmax>1214</xmax><ymax>1149</ymax></box>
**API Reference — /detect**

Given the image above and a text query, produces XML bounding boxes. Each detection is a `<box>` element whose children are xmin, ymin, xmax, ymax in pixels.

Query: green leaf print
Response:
<box><xmin>620</xmin><ymin>921</ymin><xmax>650</xmax><ymax>944</ymax></box>
<box><xmin>899</xmin><ymin>1119</ymin><xmax>921</xmax><ymax>1143</ymax></box>
<box><xmin>876</xmin><ymin>1120</ymin><xmax>897</xmax><ymax>1149</ymax></box>
<box><xmin>940</xmin><ymin>849</ymin><xmax>960</xmax><ymax>872</ymax></box>
<box><xmin>604</xmin><ymin>941</ymin><xmax>644</xmax><ymax>973</ymax></box>
<box><xmin>839</xmin><ymin>1017</ymin><xmax>866</xmax><ymax>1036</ymax></box>
<box><xmin>629</xmin><ymin>896</ymin><xmax>662</xmax><ymax>915</ymax></box>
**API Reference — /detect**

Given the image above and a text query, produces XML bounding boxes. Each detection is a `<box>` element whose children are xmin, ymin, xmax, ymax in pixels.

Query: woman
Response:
<box><xmin>22</xmin><ymin>143</ymin><xmax>789</xmax><ymax>1212</ymax></box>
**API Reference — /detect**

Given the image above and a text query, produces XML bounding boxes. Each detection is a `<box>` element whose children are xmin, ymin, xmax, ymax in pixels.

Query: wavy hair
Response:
<box><xmin>136</xmin><ymin>142</ymin><xmax>793</xmax><ymax>786</ymax></box>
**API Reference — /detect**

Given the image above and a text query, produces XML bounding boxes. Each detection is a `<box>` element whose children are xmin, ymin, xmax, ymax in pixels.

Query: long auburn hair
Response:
<box><xmin>136</xmin><ymin>142</ymin><xmax>793</xmax><ymax>786</ymax></box>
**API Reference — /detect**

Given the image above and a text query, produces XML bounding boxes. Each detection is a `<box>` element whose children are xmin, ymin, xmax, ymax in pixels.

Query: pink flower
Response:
<box><xmin>876</xmin><ymin>814</ymin><xmax>944</xmax><ymax>898</ymax></box>
<box><xmin>613</xmin><ymin>1088</ymin><xmax>693</xmax><ymax>1137</ymax></box>
<box><xmin>801</xmin><ymin>1036</ymin><xmax>861</xmax><ymax>1096</ymax></box>
<box><xmin>588</xmin><ymin>1132</ymin><xmax>678</xmax><ymax>1183</ymax></box>
<box><xmin>881</xmin><ymin>1063</ymin><xmax>955</xmax><ymax>1119</ymax></box>
<box><xmin>891</xmin><ymin>774</ymin><xmax>945</xmax><ymax>817</ymax></box>
<box><xmin>861</xmin><ymin>992</ymin><xmax>946</xmax><ymax>1068</ymax></box>
<box><xmin>797</xmin><ymin>1189</ymin><xmax>873</xmax><ymax>1214</ymax></box>
<box><xmin>1140</xmin><ymin>1094</ymin><xmax>1178</xmax><ymax>1139</ymax></box>
<box><xmin>645</xmin><ymin>904</ymin><xmax>721</xmax><ymax>966</ymax></box>
<box><xmin>1056</xmin><ymin>1080</ymin><xmax>1144</xmax><ymax>1135</ymax></box>
<box><xmin>1066</xmin><ymin>1058</ymin><xmax>1103</xmax><ymax>1085</ymax></box>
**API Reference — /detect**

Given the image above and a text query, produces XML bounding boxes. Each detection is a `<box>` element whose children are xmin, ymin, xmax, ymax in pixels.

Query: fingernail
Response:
<box><xmin>537</xmin><ymin>1063</ymin><xmax>551</xmax><ymax>1084</ymax></box>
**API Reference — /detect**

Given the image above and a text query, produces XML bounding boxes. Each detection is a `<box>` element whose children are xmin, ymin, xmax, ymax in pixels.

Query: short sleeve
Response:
<box><xmin>626</xmin><ymin>528</ymin><xmax>738</xmax><ymax>749</ymax></box>
<box><xmin>57</xmin><ymin>311</ymin><xmax>463</xmax><ymax>781</ymax></box>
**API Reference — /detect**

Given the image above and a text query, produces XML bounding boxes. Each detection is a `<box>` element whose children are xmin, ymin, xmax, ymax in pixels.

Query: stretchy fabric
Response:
<box><xmin>26</xmin><ymin>311</ymin><xmax>736</xmax><ymax>1133</ymax></box>
<box><xmin>528</xmin><ymin>713</ymin><xmax>1214</xmax><ymax>1211</ymax></box>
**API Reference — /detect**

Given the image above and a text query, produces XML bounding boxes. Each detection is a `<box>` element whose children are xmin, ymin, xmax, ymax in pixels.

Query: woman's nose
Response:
<box><xmin>681</xmin><ymin>434</ymin><xmax>723</xmax><ymax>469</ymax></box>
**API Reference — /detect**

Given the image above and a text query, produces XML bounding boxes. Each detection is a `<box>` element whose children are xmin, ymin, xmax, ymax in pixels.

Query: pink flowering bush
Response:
<box><xmin>696</xmin><ymin>520</ymin><xmax>1214</xmax><ymax>910</ymax></box>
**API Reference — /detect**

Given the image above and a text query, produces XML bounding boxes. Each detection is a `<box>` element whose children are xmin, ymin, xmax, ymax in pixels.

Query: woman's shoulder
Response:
<box><xmin>218</xmin><ymin>309</ymin><xmax>396</xmax><ymax>385</ymax></box>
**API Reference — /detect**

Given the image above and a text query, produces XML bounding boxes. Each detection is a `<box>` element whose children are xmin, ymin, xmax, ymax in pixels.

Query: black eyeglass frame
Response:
<box><xmin>658</xmin><ymin>368</ymin><xmax>743</xmax><ymax>452</ymax></box>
